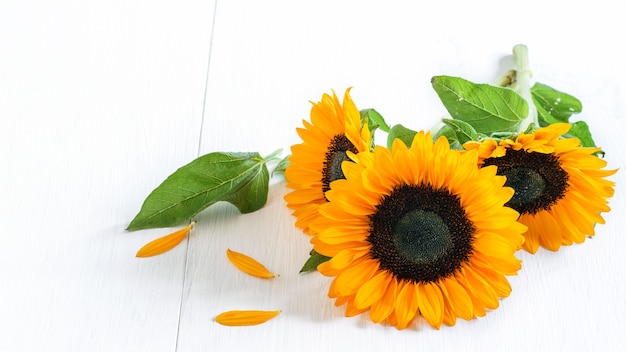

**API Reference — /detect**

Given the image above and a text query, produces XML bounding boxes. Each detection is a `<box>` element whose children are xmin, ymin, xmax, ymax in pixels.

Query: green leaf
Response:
<box><xmin>489</xmin><ymin>131</ymin><xmax>518</xmax><ymax>140</ymax></box>
<box><xmin>531</xmin><ymin>82</ymin><xmax>582</xmax><ymax>125</ymax></box>
<box><xmin>387</xmin><ymin>124</ymin><xmax>417</xmax><ymax>149</ymax></box>
<box><xmin>431</xmin><ymin>75</ymin><xmax>528</xmax><ymax>133</ymax></box>
<box><xmin>360</xmin><ymin>108</ymin><xmax>390</xmax><ymax>132</ymax></box>
<box><xmin>441</xmin><ymin>119</ymin><xmax>479</xmax><ymax>145</ymax></box>
<box><xmin>271</xmin><ymin>154</ymin><xmax>290</xmax><ymax>176</ymax></box>
<box><xmin>300</xmin><ymin>249</ymin><xmax>331</xmax><ymax>273</ymax></box>
<box><xmin>567</xmin><ymin>120</ymin><xmax>602</xmax><ymax>151</ymax></box>
<box><xmin>432</xmin><ymin>125</ymin><xmax>464</xmax><ymax>150</ymax></box>
<box><xmin>433</xmin><ymin>124</ymin><xmax>455</xmax><ymax>140</ymax></box>
<box><xmin>127</xmin><ymin>152</ymin><xmax>269</xmax><ymax>231</ymax></box>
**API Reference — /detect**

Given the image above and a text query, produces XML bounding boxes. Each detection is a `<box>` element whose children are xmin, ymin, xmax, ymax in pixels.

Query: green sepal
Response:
<box><xmin>387</xmin><ymin>124</ymin><xmax>417</xmax><ymax>149</ymax></box>
<box><xmin>431</xmin><ymin>75</ymin><xmax>528</xmax><ymax>134</ymax></box>
<box><xmin>360</xmin><ymin>108</ymin><xmax>390</xmax><ymax>133</ymax></box>
<box><xmin>127</xmin><ymin>152</ymin><xmax>270</xmax><ymax>231</ymax></box>
<box><xmin>531</xmin><ymin>82</ymin><xmax>582</xmax><ymax>126</ymax></box>
<box><xmin>300</xmin><ymin>249</ymin><xmax>331</xmax><ymax>273</ymax></box>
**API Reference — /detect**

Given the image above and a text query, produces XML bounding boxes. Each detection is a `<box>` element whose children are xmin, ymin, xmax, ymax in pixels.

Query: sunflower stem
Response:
<box><xmin>512</xmin><ymin>44</ymin><xmax>538</xmax><ymax>133</ymax></box>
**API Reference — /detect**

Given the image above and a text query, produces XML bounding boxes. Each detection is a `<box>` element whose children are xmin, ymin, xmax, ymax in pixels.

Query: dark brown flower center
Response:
<box><xmin>483</xmin><ymin>148</ymin><xmax>569</xmax><ymax>214</ymax></box>
<box><xmin>368</xmin><ymin>184</ymin><xmax>475</xmax><ymax>284</ymax></box>
<box><xmin>321</xmin><ymin>134</ymin><xmax>358</xmax><ymax>194</ymax></box>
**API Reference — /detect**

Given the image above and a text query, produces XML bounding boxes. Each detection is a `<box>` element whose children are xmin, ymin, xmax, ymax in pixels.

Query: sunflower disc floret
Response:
<box><xmin>464</xmin><ymin>123</ymin><xmax>617</xmax><ymax>253</ymax></box>
<box><xmin>285</xmin><ymin>89</ymin><xmax>371</xmax><ymax>235</ymax></box>
<box><xmin>311</xmin><ymin>132</ymin><xmax>526</xmax><ymax>329</ymax></box>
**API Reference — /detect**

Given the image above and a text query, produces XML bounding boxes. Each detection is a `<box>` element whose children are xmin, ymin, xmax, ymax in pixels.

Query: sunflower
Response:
<box><xmin>310</xmin><ymin>132</ymin><xmax>526</xmax><ymax>329</ymax></box>
<box><xmin>284</xmin><ymin>89</ymin><xmax>372</xmax><ymax>235</ymax></box>
<box><xmin>464</xmin><ymin>123</ymin><xmax>617</xmax><ymax>253</ymax></box>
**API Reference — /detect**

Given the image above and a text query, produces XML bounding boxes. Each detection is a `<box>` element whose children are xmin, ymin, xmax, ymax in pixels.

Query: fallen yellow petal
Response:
<box><xmin>226</xmin><ymin>248</ymin><xmax>277</xmax><ymax>278</ymax></box>
<box><xmin>215</xmin><ymin>310</ymin><xmax>282</xmax><ymax>326</ymax></box>
<box><xmin>136</xmin><ymin>221</ymin><xmax>196</xmax><ymax>258</ymax></box>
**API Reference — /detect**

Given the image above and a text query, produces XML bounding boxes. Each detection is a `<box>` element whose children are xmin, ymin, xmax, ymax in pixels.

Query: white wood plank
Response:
<box><xmin>177</xmin><ymin>1</ymin><xmax>626</xmax><ymax>351</ymax></box>
<box><xmin>0</xmin><ymin>1</ymin><xmax>215</xmax><ymax>351</ymax></box>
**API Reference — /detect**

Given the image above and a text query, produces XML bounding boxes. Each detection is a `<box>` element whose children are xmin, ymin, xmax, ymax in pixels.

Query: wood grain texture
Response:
<box><xmin>0</xmin><ymin>1</ymin><xmax>215</xmax><ymax>351</ymax></box>
<box><xmin>179</xmin><ymin>1</ymin><xmax>626</xmax><ymax>351</ymax></box>
<box><xmin>1</xmin><ymin>1</ymin><xmax>625</xmax><ymax>352</ymax></box>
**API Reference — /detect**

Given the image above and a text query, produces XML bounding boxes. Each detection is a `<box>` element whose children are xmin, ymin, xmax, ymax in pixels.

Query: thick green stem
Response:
<box><xmin>513</xmin><ymin>44</ymin><xmax>538</xmax><ymax>132</ymax></box>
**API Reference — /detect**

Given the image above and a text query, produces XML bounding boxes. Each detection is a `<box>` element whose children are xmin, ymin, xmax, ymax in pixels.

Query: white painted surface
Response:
<box><xmin>1</xmin><ymin>1</ymin><xmax>624</xmax><ymax>351</ymax></box>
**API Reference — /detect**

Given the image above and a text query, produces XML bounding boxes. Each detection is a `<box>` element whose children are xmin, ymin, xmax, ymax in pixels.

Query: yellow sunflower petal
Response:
<box><xmin>327</xmin><ymin>257</ymin><xmax>379</xmax><ymax>297</ymax></box>
<box><xmin>467</xmin><ymin>123</ymin><xmax>616</xmax><ymax>253</ymax></box>
<box><xmin>462</xmin><ymin>266</ymin><xmax>499</xmax><ymax>310</ymax></box>
<box><xmin>310</xmin><ymin>124</ymin><xmax>527</xmax><ymax>329</ymax></box>
<box><xmin>442</xmin><ymin>277</ymin><xmax>473</xmax><ymax>321</ymax></box>
<box><xmin>284</xmin><ymin>89</ymin><xmax>372</xmax><ymax>236</ymax></box>
<box><xmin>416</xmin><ymin>283</ymin><xmax>445</xmax><ymax>329</ymax></box>
<box><xmin>394</xmin><ymin>281</ymin><xmax>418</xmax><ymax>330</ymax></box>
<box><xmin>369</xmin><ymin>276</ymin><xmax>397</xmax><ymax>323</ymax></box>
<box><xmin>318</xmin><ymin>248</ymin><xmax>370</xmax><ymax>275</ymax></box>
<box><xmin>353</xmin><ymin>270</ymin><xmax>393</xmax><ymax>310</ymax></box>
<box><xmin>226</xmin><ymin>249</ymin><xmax>276</xmax><ymax>278</ymax></box>
<box><xmin>135</xmin><ymin>221</ymin><xmax>195</xmax><ymax>258</ymax></box>
<box><xmin>550</xmin><ymin>207</ymin><xmax>586</xmax><ymax>244</ymax></box>
<box><xmin>386</xmin><ymin>311</ymin><xmax>398</xmax><ymax>327</ymax></box>
<box><xmin>473</xmin><ymin>232</ymin><xmax>520</xmax><ymax>260</ymax></box>
<box><xmin>519</xmin><ymin>214</ymin><xmax>541</xmax><ymax>254</ymax></box>
<box><xmin>533</xmin><ymin>122</ymin><xmax>570</xmax><ymax>141</ymax></box>
<box><xmin>534</xmin><ymin>210</ymin><xmax>563</xmax><ymax>251</ymax></box>
<box><xmin>472</xmin><ymin>252</ymin><xmax>522</xmax><ymax>276</ymax></box>
<box><xmin>435</xmin><ymin>282</ymin><xmax>457</xmax><ymax>326</ymax></box>
<box><xmin>214</xmin><ymin>310</ymin><xmax>281</xmax><ymax>326</ymax></box>
<box><xmin>344</xmin><ymin>296</ymin><xmax>369</xmax><ymax>317</ymax></box>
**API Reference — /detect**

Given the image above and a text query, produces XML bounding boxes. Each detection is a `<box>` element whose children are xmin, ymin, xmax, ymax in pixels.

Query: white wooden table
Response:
<box><xmin>1</xmin><ymin>1</ymin><xmax>625</xmax><ymax>351</ymax></box>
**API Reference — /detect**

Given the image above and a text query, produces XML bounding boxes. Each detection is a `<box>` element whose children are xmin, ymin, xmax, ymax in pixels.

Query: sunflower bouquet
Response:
<box><xmin>126</xmin><ymin>44</ymin><xmax>616</xmax><ymax>329</ymax></box>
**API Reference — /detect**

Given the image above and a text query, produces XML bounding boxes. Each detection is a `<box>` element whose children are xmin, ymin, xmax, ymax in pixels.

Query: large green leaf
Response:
<box><xmin>127</xmin><ymin>152</ymin><xmax>269</xmax><ymax>231</ymax></box>
<box><xmin>531</xmin><ymin>82</ymin><xmax>582</xmax><ymax>126</ymax></box>
<box><xmin>431</xmin><ymin>75</ymin><xmax>528</xmax><ymax>133</ymax></box>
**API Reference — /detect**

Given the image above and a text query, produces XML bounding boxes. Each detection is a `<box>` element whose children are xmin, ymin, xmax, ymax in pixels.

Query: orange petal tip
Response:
<box><xmin>226</xmin><ymin>248</ymin><xmax>277</xmax><ymax>278</ymax></box>
<box><xmin>135</xmin><ymin>221</ymin><xmax>196</xmax><ymax>258</ymax></box>
<box><xmin>215</xmin><ymin>310</ymin><xmax>282</xmax><ymax>326</ymax></box>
